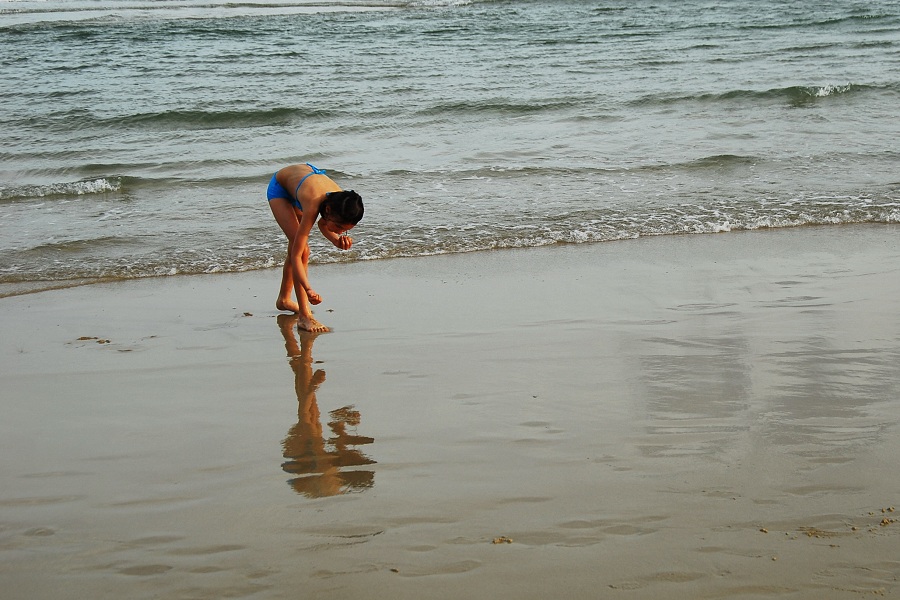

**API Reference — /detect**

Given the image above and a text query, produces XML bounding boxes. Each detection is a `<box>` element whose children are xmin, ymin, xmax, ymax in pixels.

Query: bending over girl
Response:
<box><xmin>267</xmin><ymin>162</ymin><xmax>364</xmax><ymax>332</ymax></box>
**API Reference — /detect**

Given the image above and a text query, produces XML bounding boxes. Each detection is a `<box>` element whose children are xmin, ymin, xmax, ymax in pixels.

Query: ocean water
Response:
<box><xmin>1</xmin><ymin>0</ymin><xmax>898</xmax><ymax>296</ymax></box>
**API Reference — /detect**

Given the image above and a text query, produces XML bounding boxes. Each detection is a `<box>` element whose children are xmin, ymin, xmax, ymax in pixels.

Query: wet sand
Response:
<box><xmin>2</xmin><ymin>225</ymin><xmax>899</xmax><ymax>599</ymax></box>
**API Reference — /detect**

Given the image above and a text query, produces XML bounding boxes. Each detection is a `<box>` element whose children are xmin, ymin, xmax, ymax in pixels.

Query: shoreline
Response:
<box><xmin>2</xmin><ymin>224</ymin><xmax>899</xmax><ymax>599</ymax></box>
<box><xmin>1</xmin><ymin>222</ymin><xmax>896</xmax><ymax>301</ymax></box>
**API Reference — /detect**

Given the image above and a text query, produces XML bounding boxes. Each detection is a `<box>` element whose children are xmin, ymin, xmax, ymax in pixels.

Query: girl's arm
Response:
<box><xmin>318</xmin><ymin>219</ymin><xmax>353</xmax><ymax>250</ymax></box>
<box><xmin>289</xmin><ymin>207</ymin><xmax>322</xmax><ymax>304</ymax></box>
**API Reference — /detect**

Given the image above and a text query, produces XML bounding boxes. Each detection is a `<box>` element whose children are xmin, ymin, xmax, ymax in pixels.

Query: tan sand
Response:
<box><xmin>1</xmin><ymin>224</ymin><xmax>899</xmax><ymax>599</ymax></box>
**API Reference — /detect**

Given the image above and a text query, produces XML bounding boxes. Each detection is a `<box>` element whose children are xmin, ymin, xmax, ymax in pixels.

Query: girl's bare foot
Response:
<box><xmin>298</xmin><ymin>315</ymin><xmax>329</xmax><ymax>333</ymax></box>
<box><xmin>276</xmin><ymin>298</ymin><xmax>300</xmax><ymax>313</ymax></box>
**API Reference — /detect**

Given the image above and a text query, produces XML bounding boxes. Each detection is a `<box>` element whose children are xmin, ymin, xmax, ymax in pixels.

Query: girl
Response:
<box><xmin>267</xmin><ymin>163</ymin><xmax>364</xmax><ymax>332</ymax></box>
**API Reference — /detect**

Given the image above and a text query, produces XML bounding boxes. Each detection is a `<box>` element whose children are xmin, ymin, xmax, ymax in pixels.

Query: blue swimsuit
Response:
<box><xmin>266</xmin><ymin>163</ymin><xmax>327</xmax><ymax>211</ymax></box>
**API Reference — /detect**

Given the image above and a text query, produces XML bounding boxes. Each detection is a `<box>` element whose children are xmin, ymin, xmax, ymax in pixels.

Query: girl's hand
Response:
<box><xmin>306</xmin><ymin>289</ymin><xmax>322</xmax><ymax>305</ymax></box>
<box><xmin>334</xmin><ymin>235</ymin><xmax>353</xmax><ymax>251</ymax></box>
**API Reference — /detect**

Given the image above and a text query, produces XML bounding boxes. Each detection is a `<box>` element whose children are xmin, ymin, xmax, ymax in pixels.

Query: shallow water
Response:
<box><xmin>1</xmin><ymin>0</ymin><xmax>898</xmax><ymax>294</ymax></box>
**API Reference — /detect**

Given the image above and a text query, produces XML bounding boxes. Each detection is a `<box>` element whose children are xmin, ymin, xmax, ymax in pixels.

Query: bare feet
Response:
<box><xmin>276</xmin><ymin>297</ymin><xmax>300</xmax><ymax>313</ymax></box>
<box><xmin>298</xmin><ymin>315</ymin><xmax>329</xmax><ymax>333</ymax></box>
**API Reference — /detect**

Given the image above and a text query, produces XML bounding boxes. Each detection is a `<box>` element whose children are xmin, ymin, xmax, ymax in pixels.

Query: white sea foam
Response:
<box><xmin>0</xmin><ymin>178</ymin><xmax>120</xmax><ymax>200</ymax></box>
<box><xmin>814</xmin><ymin>84</ymin><xmax>853</xmax><ymax>97</ymax></box>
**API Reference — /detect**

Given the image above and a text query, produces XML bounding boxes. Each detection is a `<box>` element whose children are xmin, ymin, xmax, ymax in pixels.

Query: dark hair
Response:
<box><xmin>321</xmin><ymin>190</ymin><xmax>364</xmax><ymax>225</ymax></box>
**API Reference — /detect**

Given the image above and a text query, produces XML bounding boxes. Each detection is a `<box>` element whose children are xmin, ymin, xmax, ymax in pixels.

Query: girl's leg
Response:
<box><xmin>296</xmin><ymin>241</ymin><xmax>329</xmax><ymax>332</ymax></box>
<box><xmin>277</xmin><ymin>253</ymin><xmax>298</xmax><ymax>313</ymax></box>
<box><xmin>269</xmin><ymin>198</ymin><xmax>303</xmax><ymax>313</ymax></box>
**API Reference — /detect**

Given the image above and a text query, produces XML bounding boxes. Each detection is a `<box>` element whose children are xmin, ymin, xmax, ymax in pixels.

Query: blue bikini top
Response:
<box><xmin>294</xmin><ymin>163</ymin><xmax>327</xmax><ymax>200</ymax></box>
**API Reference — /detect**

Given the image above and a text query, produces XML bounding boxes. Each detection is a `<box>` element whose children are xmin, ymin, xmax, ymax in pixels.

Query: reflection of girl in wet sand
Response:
<box><xmin>277</xmin><ymin>314</ymin><xmax>374</xmax><ymax>498</ymax></box>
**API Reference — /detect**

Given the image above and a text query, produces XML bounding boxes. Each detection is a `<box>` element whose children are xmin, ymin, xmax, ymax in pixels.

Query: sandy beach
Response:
<box><xmin>1</xmin><ymin>224</ymin><xmax>899</xmax><ymax>599</ymax></box>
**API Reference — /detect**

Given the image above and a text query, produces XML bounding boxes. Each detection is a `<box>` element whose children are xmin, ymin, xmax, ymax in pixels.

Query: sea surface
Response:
<box><xmin>1</xmin><ymin>0</ymin><xmax>898</xmax><ymax>296</ymax></box>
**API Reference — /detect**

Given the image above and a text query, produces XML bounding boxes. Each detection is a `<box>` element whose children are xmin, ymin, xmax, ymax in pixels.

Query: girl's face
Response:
<box><xmin>322</xmin><ymin>219</ymin><xmax>355</xmax><ymax>236</ymax></box>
